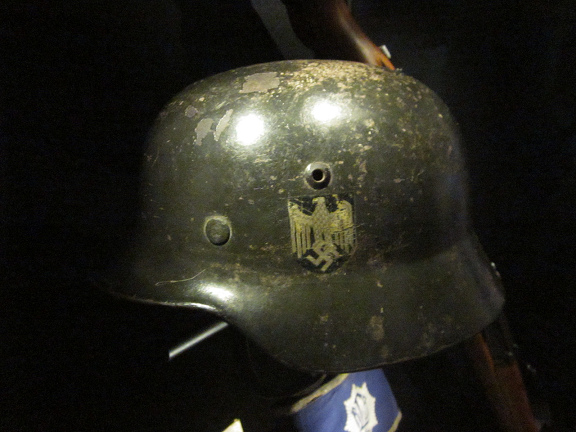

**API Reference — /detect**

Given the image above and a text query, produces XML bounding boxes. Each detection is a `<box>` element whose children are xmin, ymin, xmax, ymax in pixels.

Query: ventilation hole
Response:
<box><xmin>305</xmin><ymin>162</ymin><xmax>331</xmax><ymax>189</ymax></box>
<box><xmin>312</xmin><ymin>168</ymin><xmax>325</xmax><ymax>182</ymax></box>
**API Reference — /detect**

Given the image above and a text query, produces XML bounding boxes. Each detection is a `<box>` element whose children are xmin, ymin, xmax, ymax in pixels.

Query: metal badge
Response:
<box><xmin>288</xmin><ymin>194</ymin><xmax>356</xmax><ymax>273</ymax></box>
<box><xmin>343</xmin><ymin>382</ymin><xmax>379</xmax><ymax>432</ymax></box>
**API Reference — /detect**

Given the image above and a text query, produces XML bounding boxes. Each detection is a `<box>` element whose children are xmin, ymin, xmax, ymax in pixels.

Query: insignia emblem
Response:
<box><xmin>288</xmin><ymin>194</ymin><xmax>355</xmax><ymax>273</ymax></box>
<box><xmin>343</xmin><ymin>382</ymin><xmax>379</xmax><ymax>432</ymax></box>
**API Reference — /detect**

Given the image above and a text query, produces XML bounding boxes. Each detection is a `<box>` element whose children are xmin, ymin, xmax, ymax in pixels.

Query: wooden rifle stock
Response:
<box><xmin>281</xmin><ymin>0</ymin><xmax>395</xmax><ymax>70</ymax></box>
<box><xmin>466</xmin><ymin>316</ymin><xmax>539</xmax><ymax>432</ymax></box>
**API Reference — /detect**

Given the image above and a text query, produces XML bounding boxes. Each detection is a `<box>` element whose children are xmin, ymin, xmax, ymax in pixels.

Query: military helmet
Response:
<box><xmin>108</xmin><ymin>60</ymin><xmax>504</xmax><ymax>372</ymax></box>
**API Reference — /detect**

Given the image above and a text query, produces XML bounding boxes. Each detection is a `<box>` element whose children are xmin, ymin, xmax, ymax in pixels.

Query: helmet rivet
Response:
<box><xmin>205</xmin><ymin>217</ymin><xmax>231</xmax><ymax>246</ymax></box>
<box><xmin>305</xmin><ymin>162</ymin><xmax>331</xmax><ymax>189</ymax></box>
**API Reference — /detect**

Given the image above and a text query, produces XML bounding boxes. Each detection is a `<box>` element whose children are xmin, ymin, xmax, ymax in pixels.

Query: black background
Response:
<box><xmin>2</xmin><ymin>0</ymin><xmax>575</xmax><ymax>431</ymax></box>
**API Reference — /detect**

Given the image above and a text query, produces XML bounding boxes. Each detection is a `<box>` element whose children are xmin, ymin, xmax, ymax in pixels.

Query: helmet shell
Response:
<box><xmin>109</xmin><ymin>60</ymin><xmax>504</xmax><ymax>372</ymax></box>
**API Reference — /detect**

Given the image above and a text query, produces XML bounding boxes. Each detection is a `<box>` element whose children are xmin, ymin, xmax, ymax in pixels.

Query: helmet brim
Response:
<box><xmin>108</xmin><ymin>232</ymin><xmax>503</xmax><ymax>372</ymax></box>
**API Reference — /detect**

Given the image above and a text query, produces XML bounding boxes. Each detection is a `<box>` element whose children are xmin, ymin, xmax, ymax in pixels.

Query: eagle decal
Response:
<box><xmin>288</xmin><ymin>194</ymin><xmax>356</xmax><ymax>272</ymax></box>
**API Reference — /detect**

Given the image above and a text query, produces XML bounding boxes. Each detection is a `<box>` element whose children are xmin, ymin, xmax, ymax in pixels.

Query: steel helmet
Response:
<box><xmin>107</xmin><ymin>60</ymin><xmax>504</xmax><ymax>372</ymax></box>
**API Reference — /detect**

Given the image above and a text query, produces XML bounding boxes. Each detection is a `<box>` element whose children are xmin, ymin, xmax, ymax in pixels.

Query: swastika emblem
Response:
<box><xmin>288</xmin><ymin>194</ymin><xmax>356</xmax><ymax>273</ymax></box>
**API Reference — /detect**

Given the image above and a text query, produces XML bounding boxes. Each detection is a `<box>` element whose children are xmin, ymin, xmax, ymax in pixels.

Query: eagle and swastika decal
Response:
<box><xmin>288</xmin><ymin>194</ymin><xmax>356</xmax><ymax>273</ymax></box>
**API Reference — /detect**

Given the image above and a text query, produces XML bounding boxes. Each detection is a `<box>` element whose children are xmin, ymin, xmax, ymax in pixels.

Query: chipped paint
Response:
<box><xmin>184</xmin><ymin>105</ymin><xmax>198</xmax><ymax>118</ymax></box>
<box><xmin>215</xmin><ymin>109</ymin><xmax>233</xmax><ymax>140</ymax></box>
<box><xmin>240</xmin><ymin>72</ymin><xmax>280</xmax><ymax>93</ymax></box>
<box><xmin>357</xmin><ymin>144</ymin><xmax>372</xmax><ymax>152</ymax></box>
<box><xmin>195</xmin><ymin>118</ymin><xmax>213</xmax><ymax>145</ymax></box>
<box><xmin>356</xmin><ymin>160</ymin><xmax>368</xmax><ymax>187</ymax></box>
<box><xmin>369</xmin><ymin>316</ymin><xmax>385</xmax><ymax>341</ymax></box>
<box><xmin>380</xmin><ymin>345</ymin><xmax>390</xmax><ymax>359</ymax></box>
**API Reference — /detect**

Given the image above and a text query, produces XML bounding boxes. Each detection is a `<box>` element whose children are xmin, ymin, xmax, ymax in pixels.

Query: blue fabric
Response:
<box><xmin>292</xmin><ymin>369</ymin><xmax>401</xmax><ymax>432</ymax></box>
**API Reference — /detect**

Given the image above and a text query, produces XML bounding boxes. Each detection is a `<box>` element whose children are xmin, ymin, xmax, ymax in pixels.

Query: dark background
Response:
<box><xmin>1</xmin><ymin>0</ymin><xmax>574</xmax><ymax>431</ymax></box>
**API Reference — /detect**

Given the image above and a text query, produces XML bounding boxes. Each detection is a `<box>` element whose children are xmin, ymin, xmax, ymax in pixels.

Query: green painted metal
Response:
<box><xmin>107</xmin><ymin>60</ymin><xmax>504</xmax><ymax>372</ymax></box>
